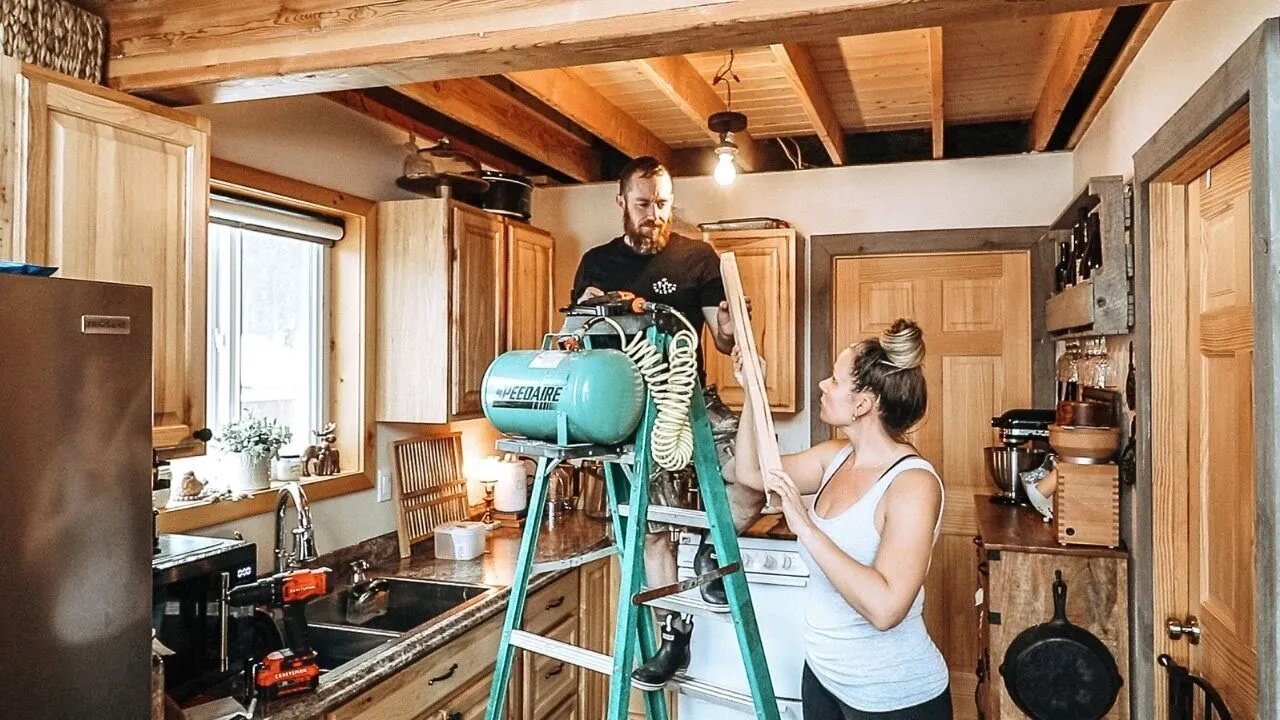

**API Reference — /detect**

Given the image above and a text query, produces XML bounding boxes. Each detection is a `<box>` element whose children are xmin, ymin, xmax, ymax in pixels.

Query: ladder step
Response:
<box><xmin>508</xmin><ymin>630</ymin><xmax>614</xmax><ymax>675</ymax></box>
<box><xmin>531</xmin><ymin>545</ymin><xmax>618</xmax><ymax>576</ymax></box>
<box><xmin>641</xmin><ymin>588</ymin><xmax>730</xmax><ymax>616</ymax></box>
<box><xmin>665</xmin><ymin>673</ymin><xmax>756</xmax><ymax>710</ymax></box>
<box><xmin>617</xmin><ymin>503</ymin><xmax>710</xmax><ymax>529</ymax></box>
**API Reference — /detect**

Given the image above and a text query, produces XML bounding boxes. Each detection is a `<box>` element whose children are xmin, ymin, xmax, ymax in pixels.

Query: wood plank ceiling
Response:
<box><xmin>73</xmin><ymin>0</ymin><xmax>1173</xmax><ymax>182</ymax></box>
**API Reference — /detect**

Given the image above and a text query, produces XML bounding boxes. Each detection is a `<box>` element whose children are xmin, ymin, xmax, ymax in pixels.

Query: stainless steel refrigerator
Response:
<box><xmin>0</xmin><ymin>274</ymin><xmax>154</xmax><ymax>719</ymax></box>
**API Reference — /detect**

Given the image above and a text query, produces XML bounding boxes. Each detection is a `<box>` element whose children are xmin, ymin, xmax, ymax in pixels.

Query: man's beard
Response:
<box><xmin>623</xmin><ymin>215</ymin><xmax>671</xmax><ymax>255</ymax></box>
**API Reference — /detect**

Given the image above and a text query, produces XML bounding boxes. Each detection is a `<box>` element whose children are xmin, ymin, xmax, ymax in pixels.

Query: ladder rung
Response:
<box><xmin>617</xmin><ymin>504</ymin><xmax>710</xmax><ymax>529</ymax></box>
<box><xmin>667</xmin><ymin>673</ymin><xmax>756</xmax><ymax>710</ymax></box>
<box><xmin>531</xmin><ymin>545</ymin><xmax>618</xmax><ymax>575</ymax></box>
<box><xmin>509</xmin><ymin>630</ymin><xmax>614</xmax><ymax>675</ymax></box>
<box><xmin>641</xmin><ymin>589</ymin><xmax>730</xmax><ymax>616</ymax></box>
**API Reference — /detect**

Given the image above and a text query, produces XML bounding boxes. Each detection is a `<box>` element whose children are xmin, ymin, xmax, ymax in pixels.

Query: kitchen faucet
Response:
<box><xmin>274</xmin><ymin>482</ymin><xmax>318</xmax><ymax>573</ymax></box>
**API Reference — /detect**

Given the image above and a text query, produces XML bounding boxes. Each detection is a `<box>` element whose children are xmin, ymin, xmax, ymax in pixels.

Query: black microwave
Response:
<box><xmin>152</xmin><ymin>534</ymin><xmax>257</xmax><ymax>705</ymax></box>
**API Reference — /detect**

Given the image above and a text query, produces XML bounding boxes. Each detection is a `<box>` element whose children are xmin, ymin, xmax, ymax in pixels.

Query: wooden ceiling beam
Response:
<box><xmin>770</xmin><ymin>43</ymin><xmax>845</xmax><ymax>165</ymax></box>
<box><xmin>391</xmin><ymin>78</ymin><xmax>602</xmax><ymax>182</ymax></box>
<box><xmin>93</xmin><ymin>0</ymin><xmax>1166</xmax><ymax>105</ymax></box>
<box><xmin>1066</xmin><ymin>2</ymin><xmax>1171</xmax><ymax>148</ymax></box>
<box><xmin>320</xmin><ymin>90</ymin><xmax>527</xmax><ymax>175</ymax></box>
<box><xmin>505</xmin><ymin>68</ymin><xmax>674</xmax><ymax>165</ymax></box>
<box><xmin>1029</xmin><ymin>8</ymin><xmax>1117</xmax><ymax>151</ymax></box>
<box><xmin>927</xmin><ymin>27</ymin><xmax>945</xmax><ymax>160</ymax></box>
<box><xmin>634</xmin><ymin>55</ymin><xmax>761</xmax><ymax>173</ymax></box>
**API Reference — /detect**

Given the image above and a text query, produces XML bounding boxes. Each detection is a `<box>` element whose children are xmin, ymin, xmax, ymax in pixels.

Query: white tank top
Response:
<box><xmin>799</xmin><ymin>445</ymin><xmax>950</xmax><ymax>711</ymax></box>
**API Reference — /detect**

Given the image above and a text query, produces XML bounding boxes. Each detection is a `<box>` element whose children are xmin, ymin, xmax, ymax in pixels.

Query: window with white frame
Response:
<box><xmin>206</xmin><ymin>196</ymin><xmax>341</xmax><ymax>455</ymax></box>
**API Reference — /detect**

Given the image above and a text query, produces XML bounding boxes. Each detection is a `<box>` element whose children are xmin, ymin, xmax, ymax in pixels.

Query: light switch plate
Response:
<box><xmin>376</xmin><ymin>471</ymin><xmax>391</xmax><ymax>503</ymax></box>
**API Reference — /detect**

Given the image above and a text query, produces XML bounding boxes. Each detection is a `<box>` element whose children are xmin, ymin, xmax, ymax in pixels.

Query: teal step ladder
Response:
<box><xmin>484</xmin><ymin>326</ymin><xmax>781</xmax><ymax>720</ymax></box>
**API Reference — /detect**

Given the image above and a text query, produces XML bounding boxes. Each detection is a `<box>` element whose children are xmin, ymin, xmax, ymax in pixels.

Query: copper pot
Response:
<box><xmin>1055</xmin><ymin>400</ymin><xmax>1114</xmax><ymax>428</ymax></box>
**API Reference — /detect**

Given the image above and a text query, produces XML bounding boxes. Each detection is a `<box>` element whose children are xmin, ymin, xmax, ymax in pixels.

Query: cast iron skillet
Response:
<box><xmin>999</xmin><ymin>570</ymin><xmax>1123</xmax><ymax>720</ymax></box>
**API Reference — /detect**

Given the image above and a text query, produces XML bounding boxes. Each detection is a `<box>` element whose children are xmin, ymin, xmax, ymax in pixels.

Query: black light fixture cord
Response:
<box><xmin>712</xmin><ymin>50</ymin><xmax>740</xmax><ymax>110</ymax></box>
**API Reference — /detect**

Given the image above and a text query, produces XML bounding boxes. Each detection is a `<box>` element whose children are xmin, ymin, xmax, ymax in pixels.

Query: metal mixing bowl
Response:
<box><xmin>984</xmin><ymin>445</ymin><xmax>1048</xmax><ymax>495</ymax></box>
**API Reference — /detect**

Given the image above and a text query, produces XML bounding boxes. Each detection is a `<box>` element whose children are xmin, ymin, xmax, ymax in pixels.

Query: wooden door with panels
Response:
<box><xmin>832</xmin><ymin>252</ymin><xmax>1031</xmax><ymax>719</ymax></box>
<box><xmin>1152</xmin><ymin>134</ymin><xmax>1257</xmax><ymax>718</ymax></box>
<box><xmin>18</xmin><ymin>66</ymin><xmax>209</xmax><ymax>452</ymax></box>
<box><xmin>505</xmin><ymin>221</ymin><xmax>555</xmax><ymax>352</ymax></box>
<box><xmin>451</xmin><ymin>204</ymin><xmax>505</xmax><ymax>417</ymax></box>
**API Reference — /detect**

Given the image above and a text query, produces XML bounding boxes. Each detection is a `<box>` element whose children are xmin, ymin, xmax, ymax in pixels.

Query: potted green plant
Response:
<box><xmin>217</xmin><ymin>413</ymin><xmax>292</xmax><ymax>491</ymax></box>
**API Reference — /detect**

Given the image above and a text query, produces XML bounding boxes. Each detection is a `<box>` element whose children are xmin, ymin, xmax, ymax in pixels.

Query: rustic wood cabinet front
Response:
<box><xmin>702</xmin><ymin>229</ymin><xmax>801</xmax><ymax>412</ymax></box>
<box><xmin>16</xmin><ymin>64</ymin><xmax>210</xmax><ymax>452</ymax></box>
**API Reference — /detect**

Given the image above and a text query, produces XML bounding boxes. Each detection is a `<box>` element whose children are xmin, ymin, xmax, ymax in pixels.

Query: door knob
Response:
<box><xmin>1166</xmin><ymin>616</ymin><xmax>1202</xmax><ymax>644</ymax></box>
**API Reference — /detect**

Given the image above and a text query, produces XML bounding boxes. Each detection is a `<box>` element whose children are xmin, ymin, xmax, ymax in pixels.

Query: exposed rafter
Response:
<box><xmin>770</xmin><ymin>43</ymin><xmax>845</xmax><ymax>165</ymax></box>
<box><xmin>927</xmin><ymin>28</ymin><xmax>945</xmax><ymax>160</ymax></box>
<box><xmin>506</xmin><ymin>68</ymin><xmax>674</xmax><ymax>165</ymax></box>
<box><xmin>92</xmin><ymin>0</ymin><xmax>1163</xmax><ymax>105</ymax></box>
<box><xmin>1030</xmin><ymin>8</ymin><xmax>1117</xmax><ymax>151</ymax></box>
<box><xmin>391</xmin><ymin>78</ymin><xmax>602</xmax><ymax>182</ymax></box>
<box><xmin>633</xmin><ymin>55</ymin><xmax>760</xmax><ymax>173</ymax></box>
<box><xmin>321</xmin><ymin>90</ymin><xmax>528</xmax><ymax>176</ymax></box>
<box><xmin>1066</xmin><ymin>2</ymin><xmax>1172</xmax><ymax>148</ymax></box>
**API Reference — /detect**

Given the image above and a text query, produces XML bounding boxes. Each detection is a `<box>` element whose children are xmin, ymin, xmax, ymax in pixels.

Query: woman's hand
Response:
<box><xmin>731</xmin><ymin>345</ymin><xmax>765</xmax><ymax>387</ymax></box>
<box><xmin>767</xmin><ymin>469</ymin><xmax>815</xmax><ymax>539</ymax></box>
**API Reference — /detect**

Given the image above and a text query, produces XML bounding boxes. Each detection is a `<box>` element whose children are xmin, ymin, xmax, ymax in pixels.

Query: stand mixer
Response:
<box><xmin>985</xmin><ymin>409</ymin><xmax>1054</xmax><ymax>505</ymax></box>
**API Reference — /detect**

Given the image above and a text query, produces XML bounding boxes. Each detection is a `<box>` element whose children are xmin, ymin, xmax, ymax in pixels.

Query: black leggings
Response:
<box><xmin>802</xmin><ymin>665</ymin><xmax>953</xmax><ymax>719</ymax></box>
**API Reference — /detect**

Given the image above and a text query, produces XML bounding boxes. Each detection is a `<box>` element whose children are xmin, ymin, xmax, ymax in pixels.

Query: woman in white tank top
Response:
<box><xmin>733</xmin><ymin>318</ymin><xmax>952</xmax><ymax>719</ymax></box>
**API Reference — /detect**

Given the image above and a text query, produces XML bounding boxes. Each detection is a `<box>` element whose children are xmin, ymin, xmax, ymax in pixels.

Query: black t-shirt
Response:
<box><xmin>571</xmin><ymin>234</ymin><xmax>726</xmax><ymax>380</ymax></box>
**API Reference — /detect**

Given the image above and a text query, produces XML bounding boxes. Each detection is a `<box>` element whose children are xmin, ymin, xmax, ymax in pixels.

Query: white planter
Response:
<box><xmin>226</xmin><ymin>452</ymin><xmax>271</xmax><ymax>492</ymax></box>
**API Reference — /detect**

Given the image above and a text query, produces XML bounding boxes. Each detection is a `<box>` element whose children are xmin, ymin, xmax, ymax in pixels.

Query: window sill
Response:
<box><xmin>156</xmin><ymin>472</ymin><xmax>373</xmax><ymax>534</ymax></box>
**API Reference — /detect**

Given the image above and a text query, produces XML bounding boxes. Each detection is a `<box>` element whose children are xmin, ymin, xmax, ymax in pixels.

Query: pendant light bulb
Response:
<box><xmin>714</xmin><ymin>145</ymin><xmax>737</xmax><ymax>186</ymax></box>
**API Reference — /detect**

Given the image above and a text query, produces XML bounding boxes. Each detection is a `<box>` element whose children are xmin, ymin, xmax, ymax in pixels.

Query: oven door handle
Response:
<box><xmin>218</xmin><ymin>571</ymin><xmax>231</xmax><ymax>672</ymax></box>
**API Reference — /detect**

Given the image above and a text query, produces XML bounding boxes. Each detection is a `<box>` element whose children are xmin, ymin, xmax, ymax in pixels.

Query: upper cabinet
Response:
<box><xmin>2</xmin><ymin>61</ymin><xmax>210</xmax><ymax>452</ymax></box>
<box><xmin>378</xmin><ymin>199</ymin><xmax>555</xmax><ymax>424</ymax></box>
<box><xmin>505</xmin><ymin>222</ymin><xmax>555</xmax><ymax>353</ymax></box>
<box><xmin>703</xmin><ymin>228</ymin><xmax>802</xmax><ymax>413</ymax></box>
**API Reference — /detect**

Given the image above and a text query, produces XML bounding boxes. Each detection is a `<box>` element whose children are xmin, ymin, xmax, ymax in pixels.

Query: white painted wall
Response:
<box><xmin>532</xmin><ymin>152</ymin><xmax>1075</xmax><ymax>451</ymax></box>
<box><xmin>1073</xmin><ymin>0</ymin><xmax>1276</xmax><ymax>185</ymax></box>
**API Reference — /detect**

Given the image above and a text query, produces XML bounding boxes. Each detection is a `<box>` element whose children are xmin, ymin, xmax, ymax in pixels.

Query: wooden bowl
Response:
<box><xmin>1049</xmin><ymin>424</ymin><xmax>1121</xmax><ymax>462</ymax></box>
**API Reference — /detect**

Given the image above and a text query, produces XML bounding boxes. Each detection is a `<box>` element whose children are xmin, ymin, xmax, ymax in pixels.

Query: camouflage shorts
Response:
<box><xmin>646</xmin><ymin>385</ymin><xmax>740</xmax><ymax>534</ymax></box>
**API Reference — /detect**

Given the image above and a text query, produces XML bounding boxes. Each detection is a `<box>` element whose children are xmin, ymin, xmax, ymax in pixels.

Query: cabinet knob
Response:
<box><xmin>1165</xmin><ymin>616</ymin><xmax>1202</xmax><ymax>644</ymax></box>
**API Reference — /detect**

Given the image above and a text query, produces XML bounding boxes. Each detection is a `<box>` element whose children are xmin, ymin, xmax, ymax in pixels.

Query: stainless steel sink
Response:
<box><xmin>306</xmin><ymin>577</ymin><xmax>493</xmax><ymax>634</ymax></box>
<box><xmin>308</xmin><ymin>623</ymin><xmax>398</xmax><ymax>672</ymax></box>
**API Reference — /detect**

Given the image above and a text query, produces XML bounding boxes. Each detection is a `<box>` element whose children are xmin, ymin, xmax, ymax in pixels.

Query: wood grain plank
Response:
<box><xmin>633</xmin><ymin>55</ymin><xmax>761</xmax><ymax>172</ymax></box>
<box><xmin>1029</xmin><ymin>8</ymin><xmax>1116</xmax><ymax>151</ymax></box>
<box><xmin>928</xmin><ymin>27</ymin><xmax>945</xmax><ymax>159</ymax></box>
<box><xmin>769</xmin><ymin>43</ymin><xmax>845</xmax><ymax>164</ymax></box>
<box><xmin>96</xmin><ymin>0</ymin><xmax>1163</xmax><ymax>105</ymax></box>
<box><xmin>392</xmin><ymin>78</ymin><xmax>602</xmax><ymax>182</ymax></box>
<box><xmin>506</xmin><ymin>68</ymin><xmax>673</xmax><ymax>164</ymax></box>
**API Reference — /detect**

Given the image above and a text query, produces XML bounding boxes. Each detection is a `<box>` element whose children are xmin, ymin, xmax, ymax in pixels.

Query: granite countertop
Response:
<box><xmin>263</xmin><ymin>512</ymin><xmax>611</xmax><ymax>720</ymax></box>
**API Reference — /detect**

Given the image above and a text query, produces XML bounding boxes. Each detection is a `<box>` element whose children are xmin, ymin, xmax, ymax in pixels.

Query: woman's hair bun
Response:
<box><xmin>880</xmin><ymin>319</ymin><xmax>925</xmax><ymax>370</ymax></box>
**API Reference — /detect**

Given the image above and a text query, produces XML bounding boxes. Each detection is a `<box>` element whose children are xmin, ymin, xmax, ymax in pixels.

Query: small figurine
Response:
<box><xmin>303</xmin><ymin>422</ymin><xmax>340</xmax><ymax>477</ymax></box>
<box><xmin>174</xmin><ymin>471</ymin><xmax>207</xmax><ymax>501</ymax></box>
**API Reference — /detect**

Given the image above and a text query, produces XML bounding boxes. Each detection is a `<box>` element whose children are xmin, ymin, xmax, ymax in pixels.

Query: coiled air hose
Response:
<box><xmin>622</xmin><ymin>305</ymin><xmax>699</xmax><ymax>472</ymax></box>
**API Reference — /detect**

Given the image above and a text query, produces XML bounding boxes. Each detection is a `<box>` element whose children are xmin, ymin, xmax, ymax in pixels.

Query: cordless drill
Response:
<box><xmin>226</xmin><ymin>567</ymin><xmax>332</xmax><ymax>701</ymax></box>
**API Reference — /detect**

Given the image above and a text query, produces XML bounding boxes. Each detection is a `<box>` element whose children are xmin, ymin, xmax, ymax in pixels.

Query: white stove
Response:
<box><xmin>675</xmin><ymin>532</ymin><xmax>809</xmax><ymax>719</ymax></box>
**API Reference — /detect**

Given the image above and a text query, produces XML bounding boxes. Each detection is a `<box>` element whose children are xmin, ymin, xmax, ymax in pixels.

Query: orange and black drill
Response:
<box><xmin>227</xmin><ymin>567</ymin><xmax>332</xmax><ymax>702</ymax></box>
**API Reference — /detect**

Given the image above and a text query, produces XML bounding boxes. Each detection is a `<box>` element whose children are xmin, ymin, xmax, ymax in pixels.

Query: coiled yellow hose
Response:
<box><xmin>623</xmin><ymin>313</ymin><xmax>699</xmax><ymax>472</ymax></box>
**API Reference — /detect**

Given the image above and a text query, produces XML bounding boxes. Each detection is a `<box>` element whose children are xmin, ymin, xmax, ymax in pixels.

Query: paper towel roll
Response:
<box><xmin>493</xmin><ymin>460</ymin><xmax>528</xmax><ymax>512</ymax></box>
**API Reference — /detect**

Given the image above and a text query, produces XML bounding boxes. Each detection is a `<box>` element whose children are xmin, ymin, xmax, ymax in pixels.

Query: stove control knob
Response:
<box><xmin>782</xmin><ymin>555</ymin><xmax>794</xmax><ymax>570</ymax></box>
<box><xmin>762</xmin><ymin>554</ymin><xmax>778</xmax><ymax>570</ymax></box>
<box><xmin>741</xmin><ymin>552</ymin><xmax>755</xmax><ymax>570</ymax></box>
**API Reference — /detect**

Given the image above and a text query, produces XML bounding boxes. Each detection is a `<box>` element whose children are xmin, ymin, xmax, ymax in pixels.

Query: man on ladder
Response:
<box><xmin>569</xmin><ymin>156</ymin><xmax>763</xmax><ymax>689</ymax></box>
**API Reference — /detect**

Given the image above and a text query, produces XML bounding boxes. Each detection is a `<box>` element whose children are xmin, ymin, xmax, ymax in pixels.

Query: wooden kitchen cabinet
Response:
<box><xmin>505</xmin><ymin>221</ymin><xmax>555</xmax><ymax>353</ymax></box>
<box><xmin>702</xmin><ymin>229</ymin><xmax>802</xmax><ymax>412</ymax></box>
<box><xmin>974</xmin><ymin>497</ymin><xmax>1129</xmax><ymax>720</ymax></box>
<box><xmin>2</xmin><ymin>60</ymin><xmax>210</xmax><ymax>452</ymax></box>
<box><xmin>579</xmin><ymin>557</ymin><xmax>615</xmax><ymax>719</ymax></box>
<box><xmin>379</xmin><ymin>199</ymin><xmax>537</xmax><ymax>423</ymax></box>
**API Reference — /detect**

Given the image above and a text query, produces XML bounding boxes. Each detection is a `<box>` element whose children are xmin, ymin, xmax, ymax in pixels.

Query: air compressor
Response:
<box><xmin>481</xmin><ymin>298</ymin><xmax>699</xmax><ymax>469</ymax></box>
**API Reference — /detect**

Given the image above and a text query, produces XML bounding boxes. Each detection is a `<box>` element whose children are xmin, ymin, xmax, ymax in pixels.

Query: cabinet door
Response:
<box><xmin>579</xmin><ymin>558</ymin><xmax>614</xmax><ymax>719</ymax></box>
<box><xmin>417</xmin><ymin>667</ymin><xmax>518</xmax><ymax>720</ymax></box>
<box><xmin>703</xmin><ymin>229</ymin><xmax>798</xmax><ymax>412</ymax></box>
<box><xmin>521</xmin><ymin>613</ymin><xmax>579</xmax><ymax>720</ymax></box>
<box><xmin>505</xmin><ymin>221</ymin><xmax>554</xmax><ymax>352</ymax></box>
<box><xmin>450</xmin><ymin>204</ymin><xmax>504</xmax><ymax>418</ymax></box>
<box><xmin>20</xmin><ymin>69</ymin><xmax>209</xmax><ymax>450</ymax></box>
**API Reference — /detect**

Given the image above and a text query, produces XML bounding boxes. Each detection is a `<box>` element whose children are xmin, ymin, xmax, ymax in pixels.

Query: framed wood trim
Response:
<box><xmin>203</xmin><ymin>160</ymin><xmax>379</xmax><ymax>527</ymax></box>
<box><xmin>1131</xmin><ymin>18</ymin><xmax>1279</xmax><ymax>719</ymax></box>
<box><xmin>0</xmin><ymin>55</ymin><xmax>21</xmax><ymax>261</ymax></box>
<box><xmin>1155</xmin><ymin>104</ymin><xmax>1250</xmax><ymax>184</ymax></box>
<box><xmin>156</xmin><ymin>472</ymin><xmax>373</xmax><ymax>534</ymax></box>
<box><xmin>808</xmin><ymin>227</ymin><xmax>1047</xmax><ymax>446</ymax></box>
<box><xmin>20</xmin><ymin>62</ymin><xmax>210</xmax><ymax>132</ymax></box>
